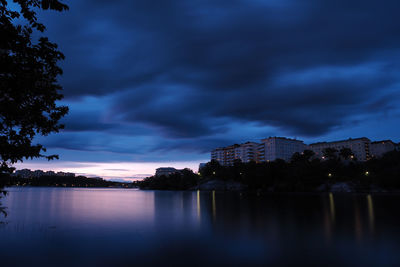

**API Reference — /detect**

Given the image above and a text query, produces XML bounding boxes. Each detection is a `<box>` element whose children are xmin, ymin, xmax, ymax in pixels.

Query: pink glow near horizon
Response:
<box><xmin>14</xmin><ymin>160</ymin><xmax>205</xmax><ymax>181</ymax></box>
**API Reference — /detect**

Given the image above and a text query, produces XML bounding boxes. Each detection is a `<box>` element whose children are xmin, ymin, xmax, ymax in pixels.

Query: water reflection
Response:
<box><xmin>0</xmin><ymin>188</ymin><xmax>400</xmax><ymax>265</ymax></box>
<box><xmin>329</xmin><ymin>192</ymin><xmax>335</xmax><ymax>224</ymax></box>
<box><xmin>197</xmin><ymin>190</ymin><xmax>201</xmax><ymax>221</ymax></box>
<box><xmin>212</xmin><ymin>190</ymin><xmax>216</xmax><ymax>222</ymax></box>
<box><xmin>367</xmin><ymin>194</ymin><xmax>375</xmax><ymax>234</ymax></box>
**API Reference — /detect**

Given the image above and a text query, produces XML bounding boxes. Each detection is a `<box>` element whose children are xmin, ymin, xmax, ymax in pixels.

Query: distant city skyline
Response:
<box><xmin>16</xmin><ymin>135</ymin><xmax>399</xmax><ymax>180</ymax></box>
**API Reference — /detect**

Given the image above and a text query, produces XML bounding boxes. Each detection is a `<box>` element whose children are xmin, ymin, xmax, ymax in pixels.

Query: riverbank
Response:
<box><xmin>0</xmin><ymin>174</ymin><xmax>134</xmax><ymax>188</ymax></box>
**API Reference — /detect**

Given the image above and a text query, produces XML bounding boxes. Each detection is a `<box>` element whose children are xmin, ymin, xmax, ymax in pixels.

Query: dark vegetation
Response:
<box><xmin>1</xmin><ymin>0</ymin><xmax>69</xmax><ymax>173</ymax></box>
<box><xmin>1</xmin><ymin>0</ymin><xmax>69</xmax><ymax>215</ymax></box>
<box><xmin>134</xmin><ymin>168</ymin><xmax>200</xmax><ymax>190</ymax></box>
<box><xmin>0</xmin><ymin>173</ymin><xmax>132</xmax><ymax>188</ymax></box>
<box><xmin>136</xmin><ymin>149</ymin><xmax>400</xmax><ymax>192</ymax></box>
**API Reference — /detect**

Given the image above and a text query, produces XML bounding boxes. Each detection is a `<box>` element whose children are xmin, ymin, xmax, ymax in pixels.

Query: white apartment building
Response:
<box><xmin>211</xmin><ymin>142</ymin><xmax>259</xmax><ymax>166</ymax></box>
<box><xmin>370</xmin><ymin>140</ymin><xmax>396</xmax><ymax>158</ymax></box>
<box><xmin>259</xmin><ymin>137</ymin><xmax>307</xmax><ymax>162</ymax></box>
<box><xmin>309</xmin><ymin>137</ymin><xmax>371</xmax><ymax>161</ymax></box>
<box><xmin>212</xmin><ymin>137</ymin><xmax>306</xmax><ymax>165</ymax></box>
<box><xmin>236</xmin><ymin>142</ymin><xmax>259</xmax><ymax>163</ymax></box>
<box><xmin>211</xmin><ymin>147</ymin><xmax>225</xmax><ymax>164</ymax></box>
<box><xmin>212</xmin><ymin>136</ymin><xmax>397</xmax><ymax>165</ymax></box>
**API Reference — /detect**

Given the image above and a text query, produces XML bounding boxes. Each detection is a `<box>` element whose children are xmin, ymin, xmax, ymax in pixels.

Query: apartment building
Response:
<box><xmin>309</xmin><ymin>137</ymin><xmax>371</xmax><ymax>161</ymax></box>
<box><xmin>211</xmin><ymin>142</ymin><xmax>259</xmax><ymax>166</ymax></box>
<box><xmin>259</xmin><ymin>137</ymin><xmax>307</xmax><ymax>162</ymax></box>
<box><xmin>211</xmin><ymin>137</ymin><xmax>306</xmax><ymax>165</ymax></box>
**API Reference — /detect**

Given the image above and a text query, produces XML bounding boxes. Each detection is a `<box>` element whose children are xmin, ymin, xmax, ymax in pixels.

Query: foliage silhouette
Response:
<box><xmin>0</xmin><ymin>0</ymin><xmax>69</xmax><ymax>174</ymax></box>
<box><xmin>135</xmin><ymin>168</ymin><xmax>200</xmax><ymax>190</ymax></box>
<box><xmin>137</xmin><ymin>149</ymin><xmax>400</xmax><ymax>192</ymax></box>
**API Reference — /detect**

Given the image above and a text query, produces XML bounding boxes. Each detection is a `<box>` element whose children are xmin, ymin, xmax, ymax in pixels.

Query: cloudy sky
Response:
<box><xmin>17</xmin><ymin>0</ymin><xmax>400</xmax><ymax>180</ymax></box>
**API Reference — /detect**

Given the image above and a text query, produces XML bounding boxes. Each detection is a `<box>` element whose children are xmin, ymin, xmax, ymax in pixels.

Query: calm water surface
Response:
<box><xmin>0</xmin><ymin>187</ymin><xmax>400</xmax><ymax>266</ymax></box>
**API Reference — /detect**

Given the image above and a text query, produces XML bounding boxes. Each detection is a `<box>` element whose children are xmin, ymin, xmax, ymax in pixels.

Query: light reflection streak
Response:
<box><xmin>197</xmin><ymin>190</ymin><xmax>201</xmax><ymax>221</ymax></box>
<box><xmin>324</xmin><ymin>197</ymin><xmax>332</xmax><ymax>244</ymax></box>
<box><xmin>367</xmin><ymin>194</ymin><xmax>375</xmax><ymax>235</ymax></box>
<box><xmin>329</xmin><ymin>193</ymin><xmax>335</xmax><ymax>224</ymax></box>
<box><xmin>212</xmin><ymin>191</ymin><xmax>216</xmax><ymax>222</ymax></box>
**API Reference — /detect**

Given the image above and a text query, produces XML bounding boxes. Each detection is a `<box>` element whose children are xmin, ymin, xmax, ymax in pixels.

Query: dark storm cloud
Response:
<box><xmin>61</xmin><ymin>111</ymin><xmax>116</xmax><ymax>132</ymax></box>
<box><xmin>38</xmin><ymin>0</ymin><xmax>400</xmax><ymax>154</ymax></box>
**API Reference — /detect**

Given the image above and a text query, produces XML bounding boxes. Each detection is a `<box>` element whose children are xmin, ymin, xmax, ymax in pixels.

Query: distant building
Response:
<box><xmin>155</xmin><ymin>167</ymin><xmax>181</xmax><ymax>177</ymax></box>
<box><xmin>211</xmin><ymin>136</ymin><xmax>398</xmax><ymax>164</ymax></box>
<box><xmin>211</xmin><ymin>137</ymin><xmax>307</xmax><ymax>165</ymax></box>
<box><xmin>309</xmin><ymin>137</ymin><xmax>371</xmax><ymax>161</ymax></box>
<box><xmin>370</xmin><ymin>140</ymin><xmax>396</xmax><ymax>158</ymax></box>
<box><xmin>259</xmin><ymin>137</ymin><xmax>307</xmax><ymax>162</ymax></box>
<box><xmin>12</xmin><ymin>169</ymin><xmax>75</xmax><ymax>178</ymax></box>
<box><xmin>211</xmin><ymin>142</ymin><xmax>260</xmax><ymax>166</ymax></box>
<box><xmin>237</xmin><ymin>142</ymin><xmax>260</xmax><ymax>163</ymax></box>
<box><xmin>211</xmin><ymin>144</ymin><xmax>237</xmax><ymax>166</ymax></box>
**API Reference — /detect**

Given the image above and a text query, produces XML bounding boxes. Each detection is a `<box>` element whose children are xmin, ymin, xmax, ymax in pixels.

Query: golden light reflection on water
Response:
<box><xmin>197</xmin><ymin>190</ymin><xmax>201</xmax><ymax>221</ymax></box>
<box><xmin>329</xmin><ymin>193</ymin><xmax>335</xmax><ymax>224</ymax></box>
<box><xmin>212</xmin><ymin>191</ymin><xmax>216</xmax><ymax>222</ymax></box>
<box><xmin>367</xmin><ymin>194</ymin><xmax>375</xmax><ymax>234</ymax></box>
<box><xmin>324</xmin><ymin>193</ymin><xmax>336</xmax><ymax>244</ymax></box>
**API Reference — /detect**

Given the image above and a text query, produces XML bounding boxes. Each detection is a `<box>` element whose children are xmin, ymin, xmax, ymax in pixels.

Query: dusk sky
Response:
<box><xmin>17</xmin><ymin>0</ymin><xmax>400</xmax><ymax>180</ymax></box>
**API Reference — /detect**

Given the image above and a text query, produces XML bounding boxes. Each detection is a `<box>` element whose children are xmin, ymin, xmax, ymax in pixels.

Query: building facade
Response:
<box><xmin>211</xmin><ymin>136</ymin><xmax>398</xmax><ymax>165</ymax></box>
<box><xmin>211</xmin><ymin>142</ymin><xmax>259</xmax><ymax>166</ymax></box>
<box><xmin>309</xmin><ymin>137</ymin><xmax>371</xmax><ymax>161</ymax></box>
<box><xmin>211</xmin><ymin>137</ymin><xmax>306</xmax><ymax>165</ymax></box>
<box><xmin>259</xmin><ymin>137</ymin><xmax>307</xmax><ymax>162</ymax></box>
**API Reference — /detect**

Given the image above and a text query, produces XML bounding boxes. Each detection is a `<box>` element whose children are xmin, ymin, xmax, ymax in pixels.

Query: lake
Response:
<box><xmin>0</xmin><ymin>187</ymin><xmax>400</xmax><ymax>266</ymax></box>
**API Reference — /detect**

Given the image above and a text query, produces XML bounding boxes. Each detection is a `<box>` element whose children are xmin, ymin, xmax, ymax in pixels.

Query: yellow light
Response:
<box><xmin>365</xmin><ymin>171</ymin><xmax>369</xmax><ymax>176</ymax></box>
<box><xmin>328</xmin><ymin>173</ymin><xmax>332</xmax><ymax>177</ymax></box>
<box><xmin>212</xmin><ymin>171</ymin><xmax>216</xmax><ymax>175</ymax></box>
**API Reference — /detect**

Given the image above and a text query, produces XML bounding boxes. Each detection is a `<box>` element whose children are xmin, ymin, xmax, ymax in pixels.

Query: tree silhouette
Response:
<box><xmin>0</xmin><ymin>0</ymin><xmax>69</xmax><ymax>173</ymax></box>
<box><xmin>322</xmin><ymin>148</ymin><xmax>338</xmax><ymax>161</ymax></box>
<box><xmin>339</xmin><ymin>148</ymin><xmax>355</xmax><ymax>160</ymax></box>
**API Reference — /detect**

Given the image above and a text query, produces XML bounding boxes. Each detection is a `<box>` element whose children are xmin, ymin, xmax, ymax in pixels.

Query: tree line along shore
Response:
<box><xmin>0</xmin><ymin>174</ymin><xmax>133</xmax><ymax>188</ymax></box>
<box><xmin>2</xmin><ymin>149</ymin><xmax>399</xmax><ymax>192</ymax></box>
<box><xmin>135</xmin><ymin>149</ymin><xmax>400</xmax><ymax>193</ymax></box>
